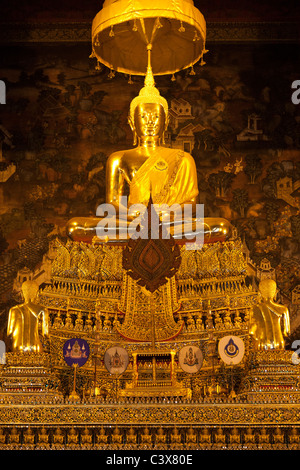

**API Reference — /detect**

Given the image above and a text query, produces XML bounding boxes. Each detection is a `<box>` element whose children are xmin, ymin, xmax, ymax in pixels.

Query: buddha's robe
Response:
<box><xmin>129</xmin><ymin>148</ymin><xmax>198</xmax><ymax>207</ymax></box>
<box><xmin>7</xmin><ymin>303</ymin><xmax>48</xmax><ymax>352</ymax></box>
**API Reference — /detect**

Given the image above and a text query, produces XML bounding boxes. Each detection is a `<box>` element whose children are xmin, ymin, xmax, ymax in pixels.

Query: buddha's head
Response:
<box><xmin>258</xmin><ymin>279</ymin><xmax>277</xmax><ymax>301</ymax></box>
<box><xmin>128</xmin><ymin>74</ymin><xmax>169</xmax><ymax>146</ymax></box>
<box><xmin>22</xmin><ymin>280</ymin><xmax>39</xmax><ymax>303</ymax></box>
<box><xmin>131</xmin><ymin>102</ymin><xmax>167</xmax><ymax>145</ymax></box>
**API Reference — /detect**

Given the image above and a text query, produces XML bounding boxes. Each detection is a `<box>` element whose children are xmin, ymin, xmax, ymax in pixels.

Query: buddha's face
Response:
<box><xmin>133</xmin><ymin>103</ymin><xmax>166</xmax><ymax>141</ymax></box>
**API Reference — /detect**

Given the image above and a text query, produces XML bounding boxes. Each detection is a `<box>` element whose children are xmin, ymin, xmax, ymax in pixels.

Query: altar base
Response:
<box><xmin>239</xmin><ymin>350</ymin><xmax>300</xmax><ymax>403</ymax></box>
<box><xmin>0</xmin><ymin>352</ymin><xmax>63</xmax><ymax>404</ymax></box>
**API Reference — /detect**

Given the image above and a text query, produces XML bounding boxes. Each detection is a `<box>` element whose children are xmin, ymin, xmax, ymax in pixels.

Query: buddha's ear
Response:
<box><xmin>161</xmin><ymin>113</ymin><xmax>169</xmax><ymax>145</ymax></box>
<box><xmin>128</xmin><ymin>114</ymin><xmax>134</xmax><ymax>132</ymax></box>
<box><xmin>133</xmin><ymin>131</ymin><xmax>137</xmax><ymax>146</ymax></box>
<box><xmin>128</xmin><ymin>115</ymin><xmax>137</xmax><ymax>146</ymax></box>
<box><xmin>128</xmin><ymin>117</ymin><xmax>138</xmax><ymax>145</ymax></box>
<box><xmin>165</xmin><ymin>112</ymin><xmax>169</xmax><ymax>130</ymax></box>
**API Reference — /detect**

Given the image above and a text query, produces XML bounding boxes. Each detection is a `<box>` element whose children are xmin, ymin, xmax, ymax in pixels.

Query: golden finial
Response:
<box><xmin>129</xmin><ymin>44</ymin><xmax>168</xmax><ymax>121</ymax></box>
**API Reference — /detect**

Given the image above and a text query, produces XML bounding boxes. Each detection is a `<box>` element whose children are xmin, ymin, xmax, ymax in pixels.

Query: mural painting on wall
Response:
<box><xmin>0</xmin><ymin>43</ymin><xmax>299</xmax><ymax>339</ymax></box>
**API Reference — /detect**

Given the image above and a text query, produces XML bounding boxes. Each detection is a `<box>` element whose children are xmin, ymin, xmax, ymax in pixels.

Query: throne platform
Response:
<box><xmin>0</xmin><ymin>237</ymin><xmax>299</xmax><ymax>450</ymax></box>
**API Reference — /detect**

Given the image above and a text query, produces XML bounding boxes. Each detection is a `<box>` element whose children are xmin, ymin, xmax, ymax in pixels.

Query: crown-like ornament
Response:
<box><xmin>129</xmin><ymin>44</ymin><xmax>169</xmax><ymax>121</ymax></box>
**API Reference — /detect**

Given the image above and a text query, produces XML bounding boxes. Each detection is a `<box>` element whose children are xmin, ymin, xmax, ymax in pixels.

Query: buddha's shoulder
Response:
<box><xmin>9</xmin><ymin>303</ymin><xmax>25</xmax><ymax>313</ymax></box>
<box><xmin>160</xmin><ymin>147</ymin><xmax>195</xmax><ymax>162</ymax></box>
<box><xmin>107</xmin><ymin>149</ymin><xmax>125</xmax><ymax>161</ymax></box>
<box><xmin>175</xmin><ymin>149</ymin><xmax>197</xmax><ymax>168</ymax></box>
<box><xmin>107</xmin><ymin>149</ymin><xmax>137</xmax><ymax>163</ymax></box>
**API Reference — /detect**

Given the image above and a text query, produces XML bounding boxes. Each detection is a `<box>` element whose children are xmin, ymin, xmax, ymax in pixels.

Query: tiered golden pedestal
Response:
<box><xmin>0</xmin><ymin>238</ymin><xmax>299</xmax><ymax>450</ymax></box>
<box><xmin>0</xmin><ymin>352</ymin><xmax>63</xmax><ymax>404</ymax></box>
<box><xmin>239</xmin><ymin>350</ymin><xmax>300</xmax><ymax>403</ymax></box>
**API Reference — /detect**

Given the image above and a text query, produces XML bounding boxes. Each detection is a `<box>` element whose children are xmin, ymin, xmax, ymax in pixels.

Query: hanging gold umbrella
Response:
<box><xmin>91</xmin><ymin>0</ymin><xmax>207</xmax><ymax>76</ymax></box>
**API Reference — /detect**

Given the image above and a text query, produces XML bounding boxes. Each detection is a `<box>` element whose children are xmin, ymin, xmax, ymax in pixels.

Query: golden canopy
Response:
<box><xmin>91</xmin><ymin>0</ymin><xmax>207</xmax><ymax>76</ymax></box>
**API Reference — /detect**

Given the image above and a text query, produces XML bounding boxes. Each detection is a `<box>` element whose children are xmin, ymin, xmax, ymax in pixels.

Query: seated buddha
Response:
<box><xmin>67</xmin><ymin>64</ymin><xmax>232</xmax><ymax>245</ymax></box>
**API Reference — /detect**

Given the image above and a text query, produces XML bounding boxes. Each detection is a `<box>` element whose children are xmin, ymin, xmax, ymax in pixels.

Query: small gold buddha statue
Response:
<box><xmin>214</xmin><ymin>427</ymin><xmax>226</xmax><ymax>445</ymax></box>
<box><xmin>67</xmin><ymin>427</ymin><xmax>79</xmax><ymax>446</ymax></box>
<box><xmin>199</xmin><ymin>427</ymin><xmax>211</xmax><ymax>446</ymax></box>
<box><xmin>250</xmin><ymin>279</ymin><xmax>290</xmax><ymax>350</ymax></box>
<box><xmin>140</xmin><ymin>426</ymin><xmax>152</xmax><ymax>446</ymax></box>
<box><xmin>7</xmin><ymin>280</ymin><xmax>48</xmax><ymax>353</ymax></box>
<box><xmin>258</xmin><ymin>427</ymin><xmax>270</xmax><ymax>445</ymax></box>
<box><xmin>81</xmin><ymin>427</ymin><xmax>93</xmax><ymax>447</ymax></box>
<box><xmin>185</xmin><ymin>427</ymin><xmax>197</xmax><ymax>447</ymax></box>
<box><xmin>229</xmin><ymin>427</ymin><xmax>241</xmax><ymax>446</ymax></box>
<box><xmin>67</xmin><ymin>56</ymin><xmax>232</xmax><ymax>245</ymax></box>
<box><xmin>243</xmin><ymin>427</ymin><xmax>256</xmax><ymax>447</ymax></box>
<box><xmin>289</xmin><ymin>427</ymin><xmax>300</xmax><ymax>447</ymax></box>
<box><xmin>273</xmin><ymin>426</ymin><xmax>285</xmax><ymax>446</ymax></box>
<box><xmin>53</xmin><ymin>427</ymin><xmax>64</xmax><ymax>447</ymax></box>
<box><xmin>37</xmin><ymin>427</ymin><xmax>49</xmax><ymax>447</ymax></box>
<box><xmin>111</xmin><ymin>426</ymin><xmax>123</xmax><ymax>445</ymax></box>
<box><xmin>23</xmin><ymin>427</ymin><xmax>35</xmax><ymax>447</ymax></box>
<box><xmin>96</xmin><ymin>426</ymin><xmax>108</xmax><ymax>446</ymax></box>
<box><xmin>155</xmin><ymin>427</ymin><xmax>166</xmax><ymax>447</ymax></box>
<box><xmin>126</xmin><ymin>427</ymin><xmax>137</xmax><ymax>445</ymax></box>
<box><xmin>170</xmin><ymin>427</ymin><xmax>182</xmax><ymax>446</ymax></box>
<box><xmin>8</xmin><ymin>427</ymin><xmax>20</xmax><ymax>445</ymax></box>
<box><xmin>0</xmin><ymin>428</ymin><xmax>6</xmax><ymax>446</ymax></box>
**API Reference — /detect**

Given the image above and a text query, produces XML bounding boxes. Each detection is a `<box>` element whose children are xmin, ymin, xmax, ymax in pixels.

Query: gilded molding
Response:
<box><xmin>0</xmin><ymin>402</ymin><xmax>300</xmax><ymax>425</ymax></box>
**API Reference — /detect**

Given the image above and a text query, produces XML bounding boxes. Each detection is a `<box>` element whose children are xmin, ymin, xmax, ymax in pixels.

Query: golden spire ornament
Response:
<box><xmin>129</xmin><ymin>45</ymin><xmax>169</xmax><ymax>123</ymax></box>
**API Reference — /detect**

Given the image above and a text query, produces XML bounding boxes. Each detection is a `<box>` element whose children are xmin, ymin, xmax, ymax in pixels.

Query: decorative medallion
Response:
<box><xmin>63</xmin><ymin>338</ymin><xmax>90</xmax><ymax>368</ymax></box>
<box><xmin>179</xmin><ymin>346</ymin><xmax>203</xmax><ymax>374</ymax></box>
<box><xmin>218</xmin><ymin>336</ymin><xmax>245</xmax><ymax>365</ymax></box>
<box><xmin>122</xmin><ymin>197</ymin><xmax>181</xmax><ymax>293</ymax></box>
<box><xmin>104</xmin><ymin>346</ymin><xmax>129</xmax><ymax>375</ymax></box>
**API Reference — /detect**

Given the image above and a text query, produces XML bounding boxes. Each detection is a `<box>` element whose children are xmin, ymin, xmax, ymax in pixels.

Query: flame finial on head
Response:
<box><xmin>129</xmin><ymin>44</ymin><xmax>168</xmax><ymax>121</ymax></box>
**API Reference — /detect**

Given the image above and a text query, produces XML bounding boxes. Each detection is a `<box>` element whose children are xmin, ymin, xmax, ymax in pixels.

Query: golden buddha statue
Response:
<box><xmin>289</xmin><ymin>428</ymin><xmax>300</xmax><ymax>447</ymax></box>
<box><xmin>52</xmin><ymin>428</ymin><xmax>64</xmax><ymax>447</ymax></box>
<box><xmin>243</xmin><ymin>427</ymin><xmax>256</xmax><ymax>447</ymax></box>
<box><xmin>185</xmin><ymin>427</ymin><xmax>197</xmax><ymax>448</ymax></box>
<box><xmin>23</xmin><ymin>427</ymin><xmax>35</xmax><ymax>446</ymax></box>
<box><xmin>249</xmin><ymin>279</ymin><xmax>290</xmax><ymax>350</ymax></box>
<box><xmin>273</xmin><ymin>426</ymin><xmax>285</xmax><ymax>446</ymax></box>
<box><xmin>170</xmin><ymin>427</ymin><xmax>182</xmax><ymax>446</ymax></box>
<box><xmin>126</xmin><ymin>427</ymin><xmax>137</xmax><ymax>445</ymax></box>
<box><xmin>0</xmin><ymin>428</ymin><xmax>6</xmax><ymax>446</ymax></box>
<box><xmin>199</xmin><ymin>427</ymin><xmax>211</xmax><ymax>446</ymax></box>
<box><xmin>229</xmin><ymin>427</ymin><xmax>241</xmax><ymax>445</ymax></box>
<box><xmin>67</xmin><ymin>427</ymin><xmax>79</xmax><ymax>446</ymax></box>
<box><xmin>155</xmin><ymin>427</ymin><xmax>166</xmax><ymax>446</ymax></box>
<box><xmin>7</xmin><ymin>280</ymin><xmax>48</xmax><ymax>353</ymax></box>
<box><xmin>258</xmin><ymin>427</ymin><xmax>270</xmax><ymax>445</ymax></box>
<box><xmin>81</xmin><ymin>427</ymin><xmax>93</xmax><ymax>447</ymax></box>
<box><xmin>140</xmin><ymin>426</ymin><xmax>152</xmax><ymax>446</ymax></box>
<box><xmin>96</xmin><ymin>426</ymin><xmax>108</xmax><ymax>445</ymax></box>
<box><xmin>214</xmin><ymin>427</ymin><xmax>226</xmax><ymax>445</ymax></box>
<box><xmin>111</xmin><ymin>426</ymin><xmax>123</xmax><ymax>445</ymax></box>
<box><xmin>8</xmin><ymin>427</ymin><xmax>20</xmax><ymax>445</ymax></box>
<box><xmin>67</xmin><ymin>56</ymin><xmax>231</xmax><ymax>245</ymax></box>
<box><xmin>37</xmin><ymin>427</ymin><xmax>49</xmax><ymax>447</ymax></box>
